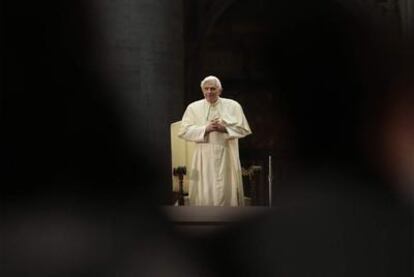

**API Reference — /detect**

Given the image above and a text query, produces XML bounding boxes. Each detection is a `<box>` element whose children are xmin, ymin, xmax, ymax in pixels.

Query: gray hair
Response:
<box><xmin>200</xmin><ymin>75</ymin><xmax>222</xmax><ymax>90</ymax></box>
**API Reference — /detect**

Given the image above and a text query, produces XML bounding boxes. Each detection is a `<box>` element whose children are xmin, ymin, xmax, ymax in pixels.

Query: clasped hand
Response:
<box><xmin>206</xmin><ymin>118</ymin><xmax>226</xmax><ymax>133</ymax></box>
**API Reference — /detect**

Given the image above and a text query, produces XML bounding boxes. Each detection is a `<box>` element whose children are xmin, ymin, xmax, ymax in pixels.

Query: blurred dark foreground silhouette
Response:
<box><xmin>2</xmin><ymin>1</ymin><xmax>413</xmax><ymax>276</ymax></box>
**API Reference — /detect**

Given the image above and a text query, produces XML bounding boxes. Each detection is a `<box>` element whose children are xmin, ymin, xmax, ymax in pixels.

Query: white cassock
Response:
<box><xmin>178</xmin><ymin>97</ymin><xmax>252</xmax><ymax>206</ymax></box>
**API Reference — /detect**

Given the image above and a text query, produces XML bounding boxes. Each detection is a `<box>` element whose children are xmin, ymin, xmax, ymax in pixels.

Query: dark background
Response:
<box><xmin>1</xmin><ymin>0</ymin><xmax>411</xmax><ymax>203</ymax></box>
<box><xmin>2</xmin><ymin>0</ymin><xmax>413</xmax><ymax>276</ymax></box>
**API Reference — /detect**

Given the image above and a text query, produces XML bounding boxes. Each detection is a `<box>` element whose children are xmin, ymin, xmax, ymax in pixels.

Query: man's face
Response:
<box><xmin>202</xmin><ymin>81</ymin><xmax>221</xmax><ymax>103</ymax></box>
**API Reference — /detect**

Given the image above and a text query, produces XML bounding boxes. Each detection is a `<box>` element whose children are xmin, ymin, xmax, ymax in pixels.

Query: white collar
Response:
<box><xmin>206</xmin><ymin>97</ymin><xmax>220</xmax><ymax>107</ymax></box>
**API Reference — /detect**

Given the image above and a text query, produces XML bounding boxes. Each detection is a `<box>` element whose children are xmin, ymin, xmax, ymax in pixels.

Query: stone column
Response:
<box><xmin>93</xmin><ymin>0</ymin><xmax>185</xmax><ymax>204</ymax></box>
<box><xmin>399</xmin><ymin>0</ymin><xmax>414</xmax><ymax>41</ymax></box>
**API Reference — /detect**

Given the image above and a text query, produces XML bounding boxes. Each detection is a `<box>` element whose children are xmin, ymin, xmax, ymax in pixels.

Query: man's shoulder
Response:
<box><xmin>220</xmin><ymin>97</ymin><xmax>241</xmax><ymax>107</ymax></box>
<box><xmin>187</xmin><ymin>99</ymin><xmax>205</xmax><ymax>109</ymax></box>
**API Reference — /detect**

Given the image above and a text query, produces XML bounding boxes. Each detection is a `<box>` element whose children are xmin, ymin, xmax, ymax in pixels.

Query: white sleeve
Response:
<box><xmin>177</xmin><ymin>105</ymin><xmax>207</xmax><ymax>142</ymax></box>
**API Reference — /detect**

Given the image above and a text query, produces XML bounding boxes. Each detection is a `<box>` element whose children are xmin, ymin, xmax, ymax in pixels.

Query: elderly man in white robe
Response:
<box><xmin>178</xmin><ymin>75</ymin><xmax>252</xmax><ymax>206</ymax></box>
